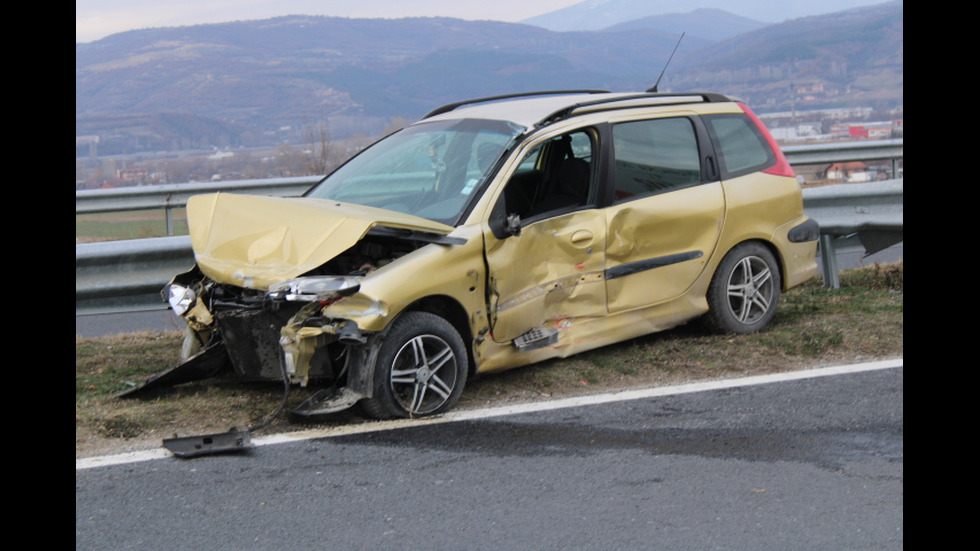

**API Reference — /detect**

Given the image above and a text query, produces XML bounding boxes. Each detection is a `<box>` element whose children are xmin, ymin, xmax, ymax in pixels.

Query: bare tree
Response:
<box><xmin>381</xmin><ymin>116</ymin><xmax>411</xmax><ymax>136</ymax></box>
<box><xmin>302</xmin><ymin>119</ymin><xmax>334</xmax><ymax>176</ymax></box>
<box><xmin>273</xmin><ymin>143</ymin><xmax>304</xmax><ymax>177</ymax></box>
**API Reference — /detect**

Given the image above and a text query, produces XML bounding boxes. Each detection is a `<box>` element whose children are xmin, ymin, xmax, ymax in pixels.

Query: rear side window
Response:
<box><xmin>703</xmin><ymin>113</ymin><xmax>776</xmax><ymax>176</ymax></box>
<box><xmin>611</xmin><ymin>117</ymin><xmax>701</xmax><ymax>202</ymax></box>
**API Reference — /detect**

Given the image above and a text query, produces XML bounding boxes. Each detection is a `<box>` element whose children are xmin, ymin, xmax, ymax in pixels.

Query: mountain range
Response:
<box><xmin>519</xmin><ymin>0</ymin><xmax>890</xmax><ymax>30</ymax></box>
<box><xmin>75</xmin><ymin>1</ymin><xmax>902</xmax><ymax>157</ymax></box>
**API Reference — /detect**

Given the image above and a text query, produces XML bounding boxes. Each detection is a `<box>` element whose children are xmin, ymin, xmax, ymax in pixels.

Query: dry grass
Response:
<box><xmin>76</xmin><ymin>262</ymin><xmax>902</xmax><ymax>459</ymax></box>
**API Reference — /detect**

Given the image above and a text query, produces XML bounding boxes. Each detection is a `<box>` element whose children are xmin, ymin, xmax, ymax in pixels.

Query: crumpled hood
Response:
<box><xmin>187</xmin><ymin>193</ymin><xmax>454</xmax><ymax>289</ymax></box>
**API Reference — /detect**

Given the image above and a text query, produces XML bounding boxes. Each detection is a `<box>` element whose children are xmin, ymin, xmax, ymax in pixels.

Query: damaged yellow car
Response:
<box><xmin>126</xmin><ymin>90</ymin><xmax>819</xmax><ymax>421</ymax></box>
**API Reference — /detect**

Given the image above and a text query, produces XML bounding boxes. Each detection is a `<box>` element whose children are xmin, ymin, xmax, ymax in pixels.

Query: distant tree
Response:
<box><xmin>302</xmin><ymin>119</ymin><xmax>334</xmax><ymax>176</ymax></box>
<box><xmin>381</xmin><ymin>117</ymin><xmax>411</xmax><ymax>136</ymax></box>
<box><xmin>274</xmin><ymin>143</ymin><xmax>304</xmax><ymax>177</ymax></box>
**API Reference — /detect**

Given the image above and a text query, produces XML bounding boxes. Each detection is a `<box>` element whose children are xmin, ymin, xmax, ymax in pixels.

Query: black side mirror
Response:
<box><xmin>505</xmin><ymin>214</ymin><xmax>522</xmax><ymax>237</ymax></box>
<box><xmin>489</xmin><ymin>198</ymin><xmax>523</xmax><ymax>239</ymax></box>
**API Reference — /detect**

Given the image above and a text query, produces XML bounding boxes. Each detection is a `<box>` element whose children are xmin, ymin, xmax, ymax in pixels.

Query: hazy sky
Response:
<box><xmin>75</xmin><ymin>0</ymin><xmax>584</xmax><ymax>42</ymax></box>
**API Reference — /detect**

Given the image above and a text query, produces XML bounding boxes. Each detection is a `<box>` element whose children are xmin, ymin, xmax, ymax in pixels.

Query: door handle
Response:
<box><xmin>570</xmin><ymin>230</ymin><xmax>594</xmax><ymax>245</ymax></box>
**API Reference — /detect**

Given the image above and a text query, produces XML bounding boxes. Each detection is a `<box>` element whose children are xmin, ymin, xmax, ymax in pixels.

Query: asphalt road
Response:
<box><xmin>76</xmin><ymin>362</ymin><xmax>903</xmax><ymax>550</ymax></box>
<box><xmin>74</xmin><ymin>243</ymin><xmax>903</xmax><ymax>338</ymax></box>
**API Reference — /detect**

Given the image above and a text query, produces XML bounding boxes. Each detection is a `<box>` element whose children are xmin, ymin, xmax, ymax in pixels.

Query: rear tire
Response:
<box><xmin>704</xmin><ymin>242</ymin><xmax>781</xmax><ymax>334</ymax></box>
<box><xmin>359</xmin><ymin>312</ymin><xmax>468</xmax><ymax>419</ymax></box>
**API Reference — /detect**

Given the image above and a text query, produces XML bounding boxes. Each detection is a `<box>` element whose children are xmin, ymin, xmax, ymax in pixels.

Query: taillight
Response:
<box><xmin>739</xmin><ymin>103</ymin><xmax>796</xmax><ymax>178</ymax></box>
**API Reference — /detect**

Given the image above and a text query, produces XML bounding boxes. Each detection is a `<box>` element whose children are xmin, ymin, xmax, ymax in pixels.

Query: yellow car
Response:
<box><xmin>141</xmin><ymin>91</ymin><xmax>819</xmax><ymax>420</ymax></box>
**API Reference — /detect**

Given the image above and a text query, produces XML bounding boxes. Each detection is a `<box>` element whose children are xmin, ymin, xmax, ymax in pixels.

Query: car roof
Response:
<box><xmin>418</xmin><ymin>90</ymin><xmax>737</xmax><ymax>130</ymax></box>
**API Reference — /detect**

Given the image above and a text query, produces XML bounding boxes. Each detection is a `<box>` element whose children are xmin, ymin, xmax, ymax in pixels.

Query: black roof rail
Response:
<box><xmin>533</xmin><ymin>91</ymin><xmax>734</xmax><ymax>129</ymax></box>
<box><xmin>421</xmin><ymin>90</ymin><xmax>611</xmax><ymax>120</ymax></box>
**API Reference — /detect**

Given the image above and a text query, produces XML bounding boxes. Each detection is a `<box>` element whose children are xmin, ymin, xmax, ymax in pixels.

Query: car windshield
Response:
<box><xmin>307</xmin><ymin>118</ymin><xmax>523</xmax><ymax>225</ymax></box>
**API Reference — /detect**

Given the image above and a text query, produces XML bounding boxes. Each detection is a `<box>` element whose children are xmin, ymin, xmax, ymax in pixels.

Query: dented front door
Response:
<box><xmin>484</xmin><ymin>209</ymin><xmax>608</xmax><ymax>343</ymax></box>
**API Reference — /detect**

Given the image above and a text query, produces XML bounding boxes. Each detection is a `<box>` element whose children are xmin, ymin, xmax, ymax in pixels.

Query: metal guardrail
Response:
<box><xmin>74</xmin><ymin>140</ymin><xmax>904</xmax><ymax>224</ymax></box>
<box><xmin>802</xmin><ymin>179</ymin><xmax>903</xmax><ymax>288</ymax></box>
<box><xmin>784</xmin><ymin>139</ymin><xmax>904</xmax><ymax>176</ymax></box>
<box><xmin>76</xmin><ymin>235</ymin><xmax>194</xmax><ymax>316</ymax></box>
<box><xmin>76</xmin><ymin>176</ymin><xmax>321</xmax><ymax>234</ymax></box>
<box><xmin>75</xmin><ymin>140</ymin><xmax>903</xmax><ymax>314</ymax></box>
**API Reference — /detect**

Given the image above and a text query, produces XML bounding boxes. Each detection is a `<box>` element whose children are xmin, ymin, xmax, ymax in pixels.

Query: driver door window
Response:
<box><xmin>499</xmin><ymin>130</ymin><xmax>595</xmax><ymax>221</ymax></box>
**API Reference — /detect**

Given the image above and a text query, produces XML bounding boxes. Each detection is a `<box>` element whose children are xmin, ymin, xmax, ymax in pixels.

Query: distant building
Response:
<box><xmin>824</xmin><ymin>162</ymin><xmax>866</xmax><ymax>180</ymax></box>
<box><xmin>116</xmin><ymin>168</ymin><xmax>147</xmax><ymax>180</ymax></box>
<box><xmin>830</xmin><ymin>121</ymin><xmax>900</xmax><ymax>139</ymax></box>
<box><xmin>822</xmin><ymin>161</ymin><xmax>891</xmax><ymax>182</ymax></box>
<box><xmin>770</xmin><ymin>121</ymin><xmax>825</xmax><ymax>142</ymax></box>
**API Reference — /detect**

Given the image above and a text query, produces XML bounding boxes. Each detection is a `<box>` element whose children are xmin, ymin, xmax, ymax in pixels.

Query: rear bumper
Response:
<box><xmin>777</xmin><ymin>217</ymin><xmax>820</xmax><ymax>289</ymax></box>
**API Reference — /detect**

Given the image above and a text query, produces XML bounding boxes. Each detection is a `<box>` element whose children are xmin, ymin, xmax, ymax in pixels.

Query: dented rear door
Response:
<box><xmin>603</xmin><ymin>115</ymin><xmax>725</xmax><ymax>313</ymax></box>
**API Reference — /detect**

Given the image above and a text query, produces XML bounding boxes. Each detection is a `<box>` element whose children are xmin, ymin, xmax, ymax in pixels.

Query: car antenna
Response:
<box><xmin>647</xmin><ymin>32</ymin><xmax>685</xmax><ymax>93</ymax></box>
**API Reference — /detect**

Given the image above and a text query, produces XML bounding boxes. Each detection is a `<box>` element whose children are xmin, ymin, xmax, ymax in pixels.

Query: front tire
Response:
<box><xmin>360</xmin><ymin>312</ymin><xmax>468</xmax><ymax>419</ymax></box>
<box><xmin>704</xmin><ymin>242</ymin><xmax>781</xmax><ymax>334</ymax></box>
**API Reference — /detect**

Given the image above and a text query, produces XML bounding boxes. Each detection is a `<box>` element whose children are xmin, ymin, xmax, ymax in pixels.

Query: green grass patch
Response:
<box><xmin>76</xmin><ymin>209</ymin><xmax>189</xmax><ymax>242</ymax></box>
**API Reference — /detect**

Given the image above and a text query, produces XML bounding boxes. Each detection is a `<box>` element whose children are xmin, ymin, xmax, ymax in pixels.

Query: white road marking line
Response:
<box><xmin>77</xmin><ymin>358</ymin><xmax>902</xmax><ymax>470</ymax></box>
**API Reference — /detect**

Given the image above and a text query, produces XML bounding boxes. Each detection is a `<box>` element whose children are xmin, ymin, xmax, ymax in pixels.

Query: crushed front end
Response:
<box><xmin>154</xmin><ymin>265</ymin><xmax>374</xmax><ymax>415</ymax></box>
<box><xmin>120</xmin><ymin>191</ymin><xmax>459</xmax><ymax>416</ymax></box>
<box><xmin>167</xmin><ymin>267</ymin><xmax>361</xmax><ymax>384</ymax></box>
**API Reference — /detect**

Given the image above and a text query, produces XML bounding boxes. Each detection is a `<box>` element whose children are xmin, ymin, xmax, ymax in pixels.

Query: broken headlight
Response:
<box><xmin>268</xmin><ymin>276</ymin><xmax>361</xmax><ymax>302</ymax></box>
<box><xmin>164</xmin><ymin>283</ymin><xmax>197</xmax><ymax>315</ymax></box>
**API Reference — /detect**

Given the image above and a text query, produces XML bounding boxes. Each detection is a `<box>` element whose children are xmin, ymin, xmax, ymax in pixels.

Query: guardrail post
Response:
<box><xmin>164</xmin><ymin>192</ymin><xmax>174</xmax><ymax>235</ymax></box>
<box><xmin>819</xmin><ymin>235</ymin><xmax>841</xmax><ymax>289</ymax></box>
